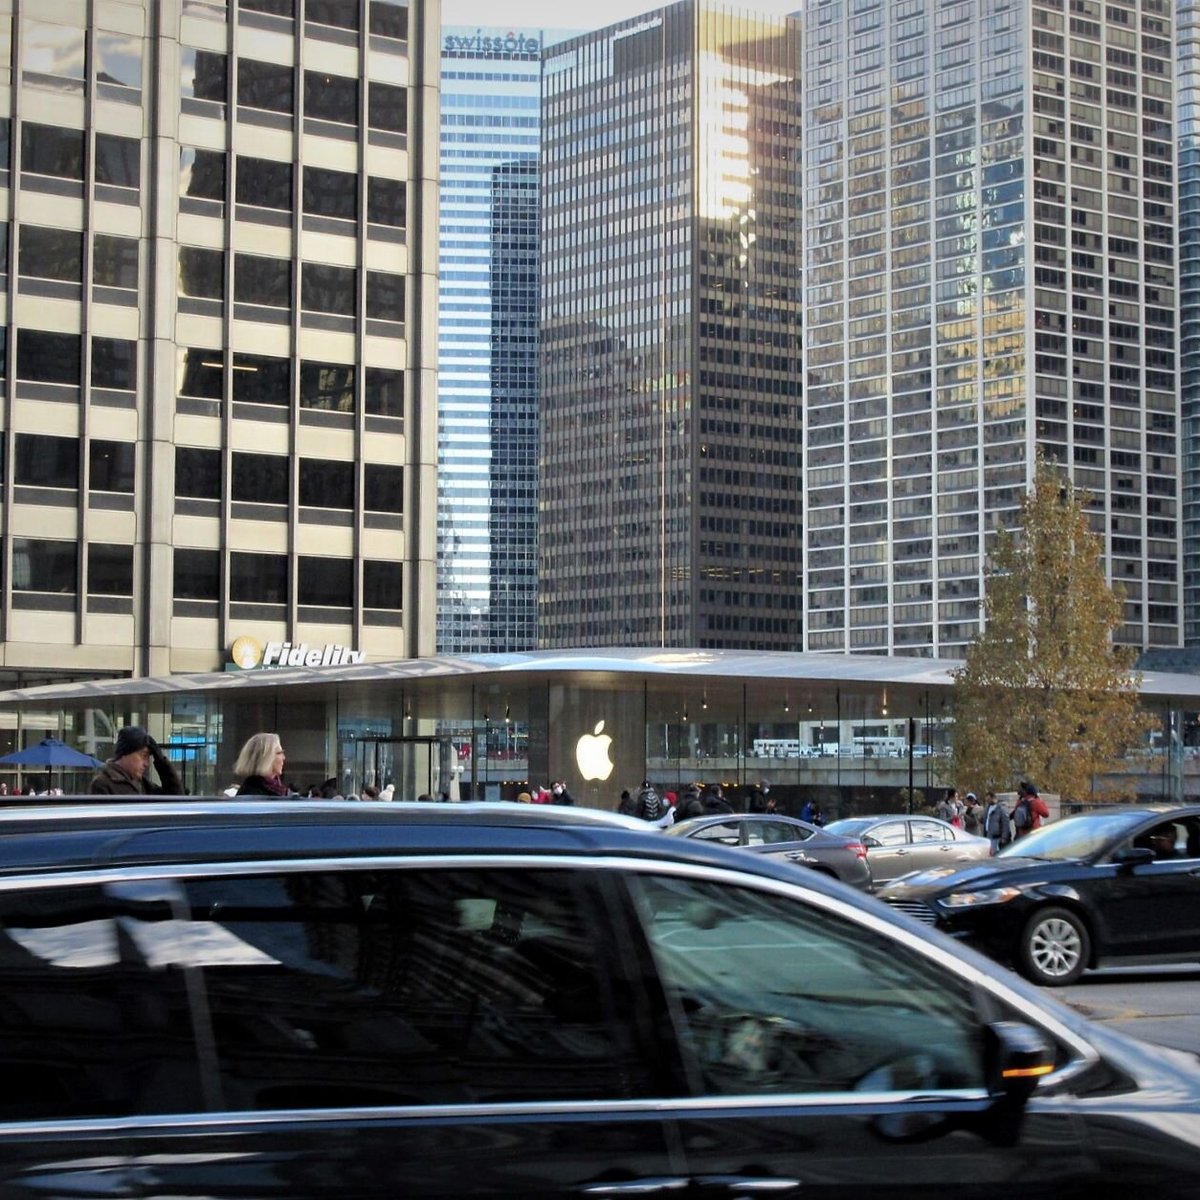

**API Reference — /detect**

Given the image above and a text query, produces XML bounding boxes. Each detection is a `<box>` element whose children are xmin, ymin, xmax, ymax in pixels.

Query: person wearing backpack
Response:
<box><xmin>984</xmin><ymin>790</ymin><xmax>1013</xmax><ymax>854</ymax></box>
<box><xmin>635</xmin><ymin>782</ymin><xmax>664</xmax><ymax>822</ymax></box>
<box><xmin>1013</xmin><ymin>780</ymin><xmax>1049</xmax><ymax>839</ymax></box>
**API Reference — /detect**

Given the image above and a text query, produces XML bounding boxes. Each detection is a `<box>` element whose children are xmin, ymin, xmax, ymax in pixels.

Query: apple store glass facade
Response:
<box><xmin>539</xmin><ymin>2</ymin><xmax>805</xmax><ymax>648</ymax></box>
<box><xmin>437</xmin><ymin>28</ymin><xmax>555</xmax><ymax>652</ymax></box>
<box><xmin>804</xmin><ymin>0</ymin><xmax>1180</xmax><ymax>657</ymax></box>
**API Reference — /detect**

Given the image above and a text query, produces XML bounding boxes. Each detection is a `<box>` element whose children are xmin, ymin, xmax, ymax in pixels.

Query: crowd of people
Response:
<box><xmin>934</xmin><ymin>781</ymin><xmax>1050</xmax><ymax>854</ymax></box>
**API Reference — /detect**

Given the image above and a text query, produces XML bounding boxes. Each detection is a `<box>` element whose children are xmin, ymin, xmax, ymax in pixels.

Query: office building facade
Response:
<box><xmin>1182</xmin><ymin>0</ymin><xmax>1200</xmax><ymax>644</ymax></box>
<box><xmin>803</xmin><ymin>0</ymin><xmax>1180</xmax><ymax>656</ymax></box>
<box><xmin>437</xmin><ymin>26</ymin><xmax>550</xmax><ymax>653</ymax></box>
<box><xmin>539</xmin><ymin>1</ymin><xmax>803</xmax><ymax>648</ymax></box>
<box><xmin>0</xmin><ymin>0</ymin><xmax>439</xmax><ymax>688</ymax></box>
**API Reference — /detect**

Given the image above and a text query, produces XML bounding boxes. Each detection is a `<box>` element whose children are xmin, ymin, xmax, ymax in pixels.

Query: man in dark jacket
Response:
<box><xmin>90</xmin><ymin>726</ymin><xmax>184</xmax><ymax>796</ymax></box>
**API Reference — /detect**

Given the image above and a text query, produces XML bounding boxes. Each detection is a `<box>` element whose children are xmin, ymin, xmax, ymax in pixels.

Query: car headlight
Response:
<box><xmin>940</xmin><ymin>887</ymin><xmax>1022</xmax><ymax>909</ymax></box>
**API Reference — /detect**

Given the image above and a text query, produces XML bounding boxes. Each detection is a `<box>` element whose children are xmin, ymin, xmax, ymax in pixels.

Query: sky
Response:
<box><xmin>441</xmin><ymin>0</ymin><xmax>800</xmax><ymax>30</ymax></box>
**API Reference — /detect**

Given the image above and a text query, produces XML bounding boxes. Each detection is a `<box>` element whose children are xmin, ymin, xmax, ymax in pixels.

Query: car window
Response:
<box><xmin>867</xmin><ymin>821</ymin><xmax>909</xmax><ymax>847</ymax></box>
<box><xmin>181</xmin><ymin>867</ymin><xmax>649</xmax><ymax>1109</ymax></box>
<box><xmin>758</xmin><ymin>820</ymin><xmax>807</xmax><ymax>845</ymax></box>
<box><xmin>691</xmin><ymin>821</ymin><xmax>741</xmax><ymax>846</ymax></box>
<box><xmin>0</xmin><ymin>879</ymin><xmax>202</xmax><ymax>1120</ymax></box>
<box><xmin>911</xmin><ymin>820</ymin><xmax>949</xmax><ymax>843</ymax></box>
<box><xmin>1132</xmin><ymin>817</ymin><xmax>1200</xmax><ymax>861</ymax></box>
<box><xmin>631</xmin><ymin>873</ymin><xmax>986</xmax><ymax>1097</ymax></box>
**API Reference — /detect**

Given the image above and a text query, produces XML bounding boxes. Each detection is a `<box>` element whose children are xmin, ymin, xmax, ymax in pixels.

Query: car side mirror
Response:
<box><xmin>981</xmin><ymin>1021</ymin><xmax>1055</xmax><ymax>1144</ymax></box>
<box><xmin>1112</xmin><ymin>846</ymin><xmax>1155</xmax><ymax>869</ymax></box>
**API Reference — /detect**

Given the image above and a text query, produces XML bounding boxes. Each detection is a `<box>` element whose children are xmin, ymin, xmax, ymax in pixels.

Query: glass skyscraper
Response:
<box><xmin>539</xmin><ymin>2</ymin><xmax>803</xmax><ymax>648</ymax></box>
<box><xmin>1182</xmin><ymin>0</ymin><xmax>1200</xmax><ymax>644</ymax></box>
<box><xmin>438</xmin><ymin>26</ymin><xmax>559</xmax><ymax>652</ymax></box>
<box><xmin>804</xmin><ymin>0</ymin><xmax>1179</xmax><ymax>656</ymax></box>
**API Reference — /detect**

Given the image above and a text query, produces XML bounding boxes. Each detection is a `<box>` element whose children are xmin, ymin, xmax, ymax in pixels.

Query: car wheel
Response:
<box><xmin>1017</xmin><ymin>906</ymin><xmax>1090</xmax><ymax>986</ymax></box>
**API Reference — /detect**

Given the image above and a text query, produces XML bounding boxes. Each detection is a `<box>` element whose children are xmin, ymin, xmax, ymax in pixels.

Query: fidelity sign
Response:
<box><xmin>229</xmin><ymin>635</ymin><xmax>363</xmax><ymax>670</ymax></box>
<box><xmin>443</xmin><ymin>29</ymin><xmax>541</xmax><ymax>59</ymax></box>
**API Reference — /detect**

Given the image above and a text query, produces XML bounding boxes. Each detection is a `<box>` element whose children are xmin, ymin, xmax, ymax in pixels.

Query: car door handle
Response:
<box><xmin>581</xmin><ymin>1179</ymin><xmax>690</xmax><ymax>1196</ymax></box>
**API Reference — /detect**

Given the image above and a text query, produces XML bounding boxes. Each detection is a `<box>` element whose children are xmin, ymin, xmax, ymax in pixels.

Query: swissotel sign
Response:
<box><xmin>443</xmin><ymin>29</ymin><xmax>541</xmax><ymax>59</ymax></box>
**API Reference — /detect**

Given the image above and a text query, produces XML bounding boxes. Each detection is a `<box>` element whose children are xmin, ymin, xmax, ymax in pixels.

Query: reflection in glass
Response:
<box><xmin>22</xmin><ymin>21</ymin><xmax>85</xmax><ymax>80</ymax></box>
<box><xmin>95</xmin><ymin>30</ymin><xmax>143</xmax><ymax>89</ymax></box>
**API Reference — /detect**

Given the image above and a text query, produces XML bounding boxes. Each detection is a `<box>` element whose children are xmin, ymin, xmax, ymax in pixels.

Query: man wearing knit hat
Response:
<box><xmin>89</xmin><ymin>726</ymin><xmax>184</xmax><ymax>796</ymax></box>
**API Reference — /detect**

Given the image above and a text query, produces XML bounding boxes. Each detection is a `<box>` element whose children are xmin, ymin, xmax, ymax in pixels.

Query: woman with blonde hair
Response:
<box><xmin>233</xmin><ymin>733</ymin><xmax>295</xmax><ymax>796</ymax></box>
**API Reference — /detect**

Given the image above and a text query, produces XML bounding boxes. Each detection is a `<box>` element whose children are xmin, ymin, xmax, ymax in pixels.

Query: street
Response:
<box><xmin>1050</xmin><ymin>966</ymin><xmax>1200</xmax><ymax>1056</ymax></box>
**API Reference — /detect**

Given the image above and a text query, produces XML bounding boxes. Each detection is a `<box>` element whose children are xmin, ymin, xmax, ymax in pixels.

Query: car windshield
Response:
<box><xmin>994</xmin><ymin>810</ymin><xmax>1147</xmax><ymax>861</ymax></box>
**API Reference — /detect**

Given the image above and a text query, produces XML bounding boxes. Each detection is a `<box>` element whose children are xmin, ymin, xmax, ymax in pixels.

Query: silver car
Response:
<box><xmin>666</xmin><ymin>813</ymin><xmax>872</xmax><ymax>890</ymax></box>
<box><xmin>824</xmin><ymin>814</ymin><xmax>993</xmax><ymax>889</ymax></box>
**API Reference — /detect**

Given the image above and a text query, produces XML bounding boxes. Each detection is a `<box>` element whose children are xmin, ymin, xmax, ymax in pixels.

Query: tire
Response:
<box><xmin>1017</xmin><ymin>906</ymin><xmax>1090</xmax><ymax>987</ymax></box>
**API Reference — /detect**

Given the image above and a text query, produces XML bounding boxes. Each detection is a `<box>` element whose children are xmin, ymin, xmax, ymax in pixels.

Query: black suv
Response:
<box><xmin>0</xmin><ymin>800</ymin><xmax>1198</xmax><ymax>1198</ymax></box>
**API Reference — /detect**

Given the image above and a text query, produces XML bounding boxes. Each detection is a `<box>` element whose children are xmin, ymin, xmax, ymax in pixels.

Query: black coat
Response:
<box><xmin>236</xmin><ymin>776</ymin><xmax>295</xmax><ymax>797</ymax></box>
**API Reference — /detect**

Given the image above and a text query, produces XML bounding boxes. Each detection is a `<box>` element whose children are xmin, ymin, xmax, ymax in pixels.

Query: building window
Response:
<box><xmin>299</xmin><ymin>459</ymin><xmax>354</xmax><ymax>508</ymax></box>
<box><xmin>94</xmin><ymin>30</ymin><xmax>143</xmax><ymax>91</ymax></box>
<box><xmin>234</xmin><ymin>254</ymin><xmax>291</xmax><ymax>309</ymax></box>
<box><xmin>367</xmin><ymin>177</ymin><xmax>405</xmax><ymax>226</ymax></box>
<box><xmin>17</xmin><ymin>330</ymin><xmax>81</xmax><ymax>385</ymax></box>
<box><xmin>95</xmin><ymin>133</ymin><xmax>140</xmax><ymax>189</ymax></box>
<box><xmin>304</xmin><ymin>70</ymin><xmax>358</xmax><ymax>124</ymax></box>
<box><xmin>299</xmin><ymin>556</ymin><xmax>352</xmax><ymax>606</ymax></box>
<box><xmin>87</xmin><ymin>544</ymin><xmax>134</xmax><ymax>595</ymax></box>
<box><xmin>176</xmin><ymin>447</ymin><xmax>222</xmax><ymax>499</ymax></box>
<box><xmin>303</xmin><ymin>165</ymin><xmax>356</xmax><ymax>218</ymax></box>
<box><xmin>368</xmin><ymin>83</ymin><xmax>406</xmax><ymax>132</ymax></box>
<box><xmin>230</xmin><ymin>551</ymin><xmax>288</xmax><ymax>603</ymax></box>
<box><xmin>364</xmin><ymin>366</ymin><xmax>403</xmax><ymax>417</ymax></box>
<box><xmin>180</xmin><ymin>147</ymin><xmax>226</xmax><ymax>201</ymax></box>
<box><xmin>178</xmin><ymin>348</ymin><xmax>224</xmax><ymax>399</ymax></box>
<box><xmin>231</xmin><ymin>352</ymin><xmax>290</xmax><ymax>405</ymax></box>
<box><xmin>93</xmin><ymin>234</ymin><xmax>138</xmax><ymax>289</ymax></box>
<box><xmin>232</xmin><ymin>452</ymin><xmax>289</xmax><ymax>504</ymax></box>
<box><xmin>301</xmin><ymin>262</ymin><xmax>356</xmax><ymax>315</ymax></box>
<box><xmin>236</xmin><ymin>156</ymin><xmax>293</xmax><ymax>210</ymax></box>
<box><xmin>15</xmin><ymin>434</ymin><xmax>78</xmax><ymax>489</ymax></box>
<box><xmin>241</xmin><ymin>0</ymin><xmax>292</xmax><ymax>14</ymax></box>
<box><xmin>174</xmin><ymin>548</ymin><xmax>220</xmax><ymax>600</ymax></box>
<box><xmin>364</xmin><ymin>463</ymin><xmax>403</xmax><ymax>512</ymax></box>
<box><xmin>90</xmin><ymin>440</ymin><xmax>136</xmax><ymax>493</ymax></box>
<box><xmin>21</xmin><ymin>122</ymin><xmax>84</xmax><ymax>180</ymax></box>
<box><xmin>23</xmin><ymin>22</ymin><xmax>86</xmax><ymax>84</ymax></box>
<box><xmin>364</xmin><ymin>559</ymin><xmax>402</xmax><ymax>608</ymax></box>
<box><xmin>181</xmin><ymin>47</ymin><xmax>227</xmax><ymax>102</ymax></box>
<box><xmin>18</xmin><ymin>225</ymin><xmax>82</xmax><ymax>282</ymax></box>
<box><xmin>366</xmin><ymin>271</ymin><xmax>404</xmax><ymax>321</ymax></box>
<box><xmin>369</xmin><ymin>0</ymin><xmax>407</xmax><ymax>39</ymax></box>
<box><xmin>178</xmin><ymin>246</ymin><xmax>225</xmax><ymax>300</ymax></box>
<box><xmin>91</xmin><ymin>338</ymin><xmax>137</xmax><ymax>391</ymax></box>
<box><xmin>11</xmin><ymin>539</ymin><xmax>77</xmax><ymax>593</ymax></box>
<box><xmin>299</xmin><ymin>360</ymin><xmax>355</xmax><ymax>411</ymax></box>
<box><xmin>307</xmin><ymin>0</ymin><xmax>359</xmax><ymax>30</ymax></box>
<box><xmin>238</xmin><ymin>58</ymin><xmax>294</xmax><ymax>113</ymax></box>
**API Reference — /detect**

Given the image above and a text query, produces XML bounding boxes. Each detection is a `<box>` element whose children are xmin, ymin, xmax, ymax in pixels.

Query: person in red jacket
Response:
<box><xmin>1013</xmin><ymin>780</ymin><xmax>1050</xmax><ymax>838</ymax></box>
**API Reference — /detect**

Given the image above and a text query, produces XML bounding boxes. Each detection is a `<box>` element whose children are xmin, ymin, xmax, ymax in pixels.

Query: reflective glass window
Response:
<box><xmin>237</xmin><ymin>58</ymin><xmax>294</xmax><ymax>113</ymax></box>
<box><xmin>366</xmin><ymin>176</ymin><xmax>405</xmax><ymax>226</ymax></box>
<box><xmin>176</xmin><ymin>446</ymin><xmax>222</xmax><ymax>499</ymax></box>
<box><xmin>299</xmin><ymin>458</ymin><xmax>353</xmax><ymax>508</ymax></box>
<box><xmin>364</xmin><ymin>559</ymin><xmax>402</xmax><ymax>608</ymax></box>
<box><xmin>364</xmin><ymin>366</ymin><xmax>403</xmax><ymax>417</ymax></box>
<box><xmin>369</xmin><ymin>0</ymin><xmax>407</xmax><ymax>39</ymax></box>
<box><xmin>364</xmin><ymin>463</ymin><xmax>403</xmax><ymax>512</ymax></box>
<box><xmin>234</xmin><ymin>254</ymin><xmax>291</xmax><ymax>308</ymax></box>
<box><xmin>91</xmin><ymin>338</ymin><xmax>137</xmax><ymax>391</ymax></box>
<box><xmin>87</xmin><ymin>544</ymin><xmax>134</xmax><ymax>595</ymax></box>
<box><xmin>236</xmin><ymin>156</ymin><xmax>293</xmax><ymax>210</ymax></box>
<box><xmin>174</xmin><ymin>548</ymin><xmax>220</xmax><ymax>600</ymax></box>
<box><xmin>302</xmin><ymin>262</ymin><xmax>356</xmax><ymax>315</ymax></box>
<box><xmin>21</xmin><ymin>122</ymin><xmax>84</xmax><ymax>180</ymax></box>
<box><xmin>181</xmin><ymin>47</ymin><xmax>227</xmax><ymax>101</ymax></box>
<box><xmin>11</xmin><ymin>539</ymin><xmax>77</xmax><ymax>592</ymax></box>
<box><xmin>177</xmin><ymin>348</ymin><xmax>224</xmax><ymax>399</ymax></box>
<box><xmin>230</xmin><ymin>551</ymin><xmax>288</xmax><ymax>603</ymax></box>
<box><xmin>18</xmin><ymin>225</ymin><xmax>82</xmax><ymax>282</ymax></box>
<box><xmin>304</xmin><ymin>70</ymin><xmax>358</xmax><ymax>124</ymax></box>
<box><xmin>299</xmin><ymin>360</ymin><xmax>355</xmax><ymax>410</ymax></box>
<box><xmin>231</xmin><ymin>352</ymin><xmax>291</xmax><ymax>405</ymax></box>
<box><xmin>15</xmin><ymin>434</ymin><xmax>78</xmax><ymax>487</ymax></box>
<box><xmin>365</xmin><ymin>271</ymin><xmax>403</xmax><ymax>321</ymax></box>
<box><xmin>93</xmin><ymin>234</ymin><xmax>139</xmax><ymax>289</ymax></box>
<box><xmin>303</xmin><ymin>165</ymin><xmax>356</xmax><ymax>218</ymax></box>
<box><xmin>368</xmin><ymin>82</ymin><xmax>406</xmax><ymax>132</ymax></box>
<box><xmin>94</xmin><ymin>30</ymin><xmax>143</xmax><ymax>89</ymax></box>
<box><xmin>298</xmin><ymin>556</ymin><xmax>352</xmax><ymax>606</ymax></box>
<box><xmin>17</xmin><ymin>330</ymin><xmax>80</xmax><ymax>384</ymax></box>
<box><xmin>22</xmin><ymin>21</ymin><xmax>85</xmax><ymax>81</ymax></box>
<box><xmin>95</xmin><ymin>133</ymin><xmax>140</xmax><ymax>188</ymax></box>
<box><xmin>178</xmin><ymin>246</ymin><xmax>224</xmax><ymax>299</ymax></box>
<box><xmin>90</xmin><ymin>440</ymin><xmax>136</xmax><ymax>492</ymax></box>
<box><xmin>307</xmin><ymin>0</ymin><xmax>358</xmax><ymax>29</ymax></box>
<box><xmin>180</xmin><ymin>147</ymin><xmax>226</xmax><ymax>201</ymax></box>
<box><xmin>232</xmin><ymin>452</ymin><xmax>289</xmax><ymax>505</ymax></box>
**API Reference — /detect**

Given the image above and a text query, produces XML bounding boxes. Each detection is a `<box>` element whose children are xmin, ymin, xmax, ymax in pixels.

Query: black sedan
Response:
<box><xmin>666</xmin><ymin>811</ymin><xmax>872</xmax><ymax>889</ymax></box>
<box><xmin>877</xmin><ymin>804</ymin><xmax>1200</xmax><ymax>986</ymax></box>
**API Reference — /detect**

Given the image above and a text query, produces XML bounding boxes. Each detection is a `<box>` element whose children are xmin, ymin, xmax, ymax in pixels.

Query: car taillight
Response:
<box><xmin>847</xmin><ymin>841</ymin><xmax>867</xmax><ymax>858</ymax></box>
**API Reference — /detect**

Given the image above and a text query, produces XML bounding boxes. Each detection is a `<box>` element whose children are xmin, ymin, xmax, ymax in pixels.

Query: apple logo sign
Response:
<box><xmin>575</xmin><ymin>720</ymin><xmax>615</xmax><ymax>782</ymax></box>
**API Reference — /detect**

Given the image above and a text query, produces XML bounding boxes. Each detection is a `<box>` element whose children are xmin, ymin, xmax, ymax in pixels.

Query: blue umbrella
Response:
<box><xmin>0</xmin><ymin>738</ymin><xmax>104</xmax><ymax>793</ymax></box>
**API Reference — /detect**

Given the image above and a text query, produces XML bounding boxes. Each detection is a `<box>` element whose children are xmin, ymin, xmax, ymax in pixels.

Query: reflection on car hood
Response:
<box><xmin>879</xmin><ymin>856</ymin><xmax>1067</xmax><ymax>896</ymax></box>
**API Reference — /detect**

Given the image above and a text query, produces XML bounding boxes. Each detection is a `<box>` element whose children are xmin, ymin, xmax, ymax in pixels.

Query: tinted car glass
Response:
<box><xmin>632</xmin><ymin>872</ymin><xmax>986</xmax><ymax>1096</ymax></box>
<box><xmin>181</xmin><ymin>867</ymin><xmax>652</xmax><ymax>1107</ymax></box>
<box><xmin>0</xmin><ymin>880</ymin><xmax>201</xmax><ymax>1120</ymax></box>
